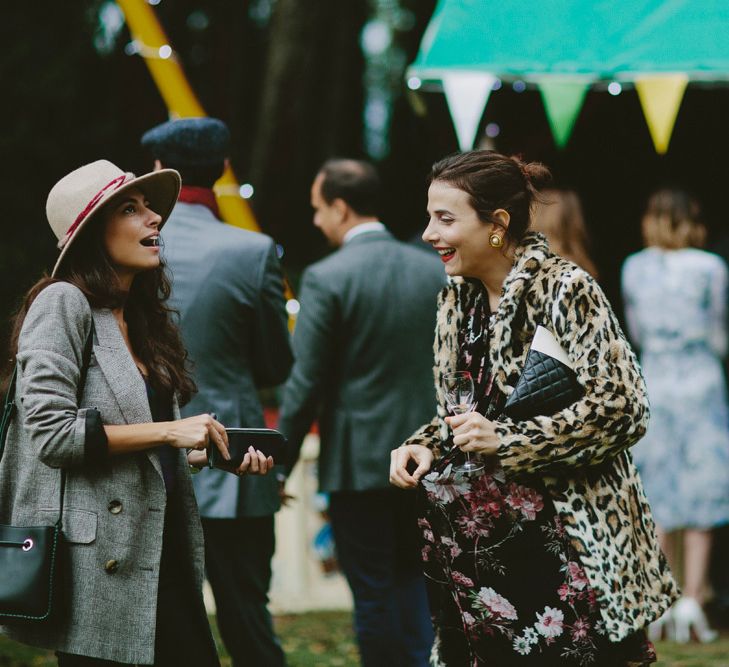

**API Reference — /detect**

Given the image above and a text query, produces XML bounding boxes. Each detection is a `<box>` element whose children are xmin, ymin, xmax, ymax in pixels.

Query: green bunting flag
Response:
<box><xmin>538</xmin><ymin>79</ymin><xmax>591</xmax><ymax>148</ymax></box>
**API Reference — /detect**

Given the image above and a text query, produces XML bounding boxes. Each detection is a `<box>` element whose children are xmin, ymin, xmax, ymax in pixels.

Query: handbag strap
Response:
<box><xmin>1</xmin><ymin>321</ymin><xmax>95</xmax><ymax>530</ymax></box>
<box><xmin>0</xmin><ymin>367</ymin><xmax>18</xmax><ymax>462</ymax></box>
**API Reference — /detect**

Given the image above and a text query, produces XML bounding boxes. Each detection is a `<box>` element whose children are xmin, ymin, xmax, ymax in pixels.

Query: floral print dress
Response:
<box><xmin>417</xmin><ymin>287</ymin><xmax>656</xmax><ymax>666</ymax></box>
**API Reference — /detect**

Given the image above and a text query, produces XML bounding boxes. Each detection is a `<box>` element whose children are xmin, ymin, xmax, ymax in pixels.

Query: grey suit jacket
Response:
<box><xmin>162</xmin><ymin>202</ymin><xmax>293</xmax><ymax>518</ymax></box>
<box><xmin>0</xmin><ymin>282</ymin><xmax>204</xmax><ymax>664</ymax></box>
<box><xmin>278</xmin><ymin>230</ymin><xmax>446</xmax><ymax>492</ymax></box>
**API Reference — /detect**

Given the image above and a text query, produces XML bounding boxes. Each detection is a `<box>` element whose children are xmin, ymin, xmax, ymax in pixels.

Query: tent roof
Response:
<box><xmin>411</xmin><ymin>0</ymin><xmax>729</xmax><ymax>81</ymax></box>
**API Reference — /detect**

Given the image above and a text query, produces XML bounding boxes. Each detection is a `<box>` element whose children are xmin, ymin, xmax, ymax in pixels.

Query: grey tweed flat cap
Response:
<box><xmin>141</xmin><ymin>117</ymin><xmax>230</xmax><ymax>167</ymax></box>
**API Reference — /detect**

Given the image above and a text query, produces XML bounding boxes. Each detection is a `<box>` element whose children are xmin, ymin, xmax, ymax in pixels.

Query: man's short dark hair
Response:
<box><xmin>318</xmin><ymin>159</ymin><xmax>381</xmax><ymax>217</ymax></box>
<box><xmin>161</xmin><ymin>162</ymin><xmax>225</xmax><ymax>189</ymax></box>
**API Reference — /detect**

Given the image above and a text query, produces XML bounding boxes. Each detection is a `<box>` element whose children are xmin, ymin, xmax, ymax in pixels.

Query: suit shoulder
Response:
<box><xmin>219</xmin><ymin>225</ymin><xmax>273</xmax><ymax>251</ymax></box>
<box><xmin>305</xmin><ymin>250</ymin><xmax>347</xmax><ymax>277</ymax></box>
<box><xmin>29</xmin><ymin>281</ymin><xmax>90</xmax><ymax>316</ymax></box>
<box><xmin>397</xmin><ymin>242</ymin><xmax>444</xmax><ymax>267</ymax></box>
<box><xmin>20</xmin><ymin>281</ymin><xmax>91</xmax><ymax>349</ymax></box>
<box><xmin>195</xmin><ymin>225</ymin><xmax>275</xmax><ymax>265</ymax></box>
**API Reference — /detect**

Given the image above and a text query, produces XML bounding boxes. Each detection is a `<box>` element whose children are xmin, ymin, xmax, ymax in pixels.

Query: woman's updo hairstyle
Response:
<box><xmin>429</xmin><ymin>150</ymin><xmax>551</xmax><ymax>245</ymax></box>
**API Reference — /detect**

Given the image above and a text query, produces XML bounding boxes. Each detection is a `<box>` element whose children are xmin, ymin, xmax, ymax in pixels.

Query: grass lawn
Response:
<box><xmin>1</xmin><ymin>611</ymin><xmax>728</xmax><ymax>666</ymax></box>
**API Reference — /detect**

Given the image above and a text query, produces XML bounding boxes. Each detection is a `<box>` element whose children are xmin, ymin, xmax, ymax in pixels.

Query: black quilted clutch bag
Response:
<box><xmin>503</xmin><ymin>325</ymin><xmax>583</xmax><ymax>420</ymax></box>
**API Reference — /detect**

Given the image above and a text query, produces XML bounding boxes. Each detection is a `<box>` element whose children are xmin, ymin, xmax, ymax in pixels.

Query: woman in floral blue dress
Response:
<box><xmin>622</xmin><ymin>189</ymin><xmax>729</xmax><ymax>642</ymax></box>
<box><xmin>390</xmin><ymin>151</ymin><xmax>676</xmax><ymax>665</ymax></box>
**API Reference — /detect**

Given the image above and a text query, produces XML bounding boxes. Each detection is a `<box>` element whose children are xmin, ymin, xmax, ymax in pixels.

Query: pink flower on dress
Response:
<box><xmin>467</xmin><ymin>476</ymin><xmax>503</xmax><ymax>517</ymax></box>
<box><xmin>423</xmin><ymin>529</ymin><xmax>435</xmax><ymax>543</ymax></box>
<box><xmin>462</xmin><ymin>611</ymin><xmax>477</xmax><ymax>627</ymax></box>
<box><xmin>421</xmin><ymin>545</ymin><xmax>431</xmax><ymax>562</ymax></box>
<box><xmin>422</xmin><ymin>466</ymin><xmax>470</xmax><ymax>504</ymax></box>
<box><xmin>476</xmin><ymin>587</ymin><xmax>518</xmax><ymax>620</ymax></box>
<box><xmin>571</xmin><ymin>616</ymin><xmax>591</xmax><ymax>642</ymax></box>
<box><xmin>417</xmin><ymin>518</ymin><xmax>431</xmax><ymax>529</ymax></box>
<box><xmin>566</xmin><ymin>561</ymin><xmax>589</xmax><ymax>590</ymax></box>
<box><xmin>451</xmin><ymin>571</ymin><xmax>474</xmax><ymax>587</ymax></box>
<box><xmin>506</xmin><ymin>483</ymin><xmax>544</xmax><ymax>520</ymax></box>
<box><xmin>535</xmin><ymin>606</ymin><xmax>564</xmax><ymax>638</ymax></box>
<box><xmin>557</xmin><ymin>583</ymin><xmax>572</xmax><ymax>601</ymax></box>
<box><xmin>456</xmin><ymin>508</ymin><xmax>493</xmax><ymax>539</ymax></box>
<box><xmin>441</xmin><ymin>536</ymin><xmax>462</xmax><ymax>559</ymax></box>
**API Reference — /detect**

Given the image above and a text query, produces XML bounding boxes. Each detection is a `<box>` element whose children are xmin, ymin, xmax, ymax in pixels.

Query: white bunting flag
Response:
<box><xmin>442</xmin><ymin>71</ymin><xmax>497</xmax><ymax>151</ymax></box>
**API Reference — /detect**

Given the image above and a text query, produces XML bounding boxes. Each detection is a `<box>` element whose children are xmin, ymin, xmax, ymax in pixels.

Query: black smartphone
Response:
<box><xmin>208</xmin><ymin>428</ymin><xmax>287</xmax><ymax>470</ymax></box>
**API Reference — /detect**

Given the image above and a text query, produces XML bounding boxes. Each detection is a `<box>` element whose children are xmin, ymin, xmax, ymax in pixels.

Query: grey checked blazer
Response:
<box><xmin>278</xmin><ymin>230</ymin><xmax>446</xmax><ymax>492</ymax></box>
<box><xmin>0</xmin><ymin>282</ymin><xmax>204</xmax><ymax>664</ymax></box>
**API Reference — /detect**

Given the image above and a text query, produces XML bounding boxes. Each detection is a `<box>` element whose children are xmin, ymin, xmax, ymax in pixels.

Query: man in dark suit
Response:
<box><xmin>142</xmin><ymin>118</ymin><xmax>293</xmax><ymax>666</ymax></box>
<box><xmin>278</xmin><ymin>159</ymin><xmax>445</xmax><ymax>666</ymax></box>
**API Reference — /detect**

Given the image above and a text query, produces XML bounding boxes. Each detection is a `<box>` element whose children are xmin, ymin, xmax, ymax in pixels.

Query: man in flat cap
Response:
<box><xmin>142</xmin><ymin>117</ymin><xmax>292</xmax><ymax>666</ymax></box>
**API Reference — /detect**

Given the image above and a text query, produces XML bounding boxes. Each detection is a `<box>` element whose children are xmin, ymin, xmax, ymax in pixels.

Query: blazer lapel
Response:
<box><xmin>91</xmin><ymin>309</ymin><xmax>163</xmax><ymax>480</ymax></box>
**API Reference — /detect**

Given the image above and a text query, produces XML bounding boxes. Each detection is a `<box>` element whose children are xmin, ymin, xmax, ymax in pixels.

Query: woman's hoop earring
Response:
<box><xmin>489</xmin><ymin>233</ymin><xmax>504</xmax><ymax>249</ymax></box>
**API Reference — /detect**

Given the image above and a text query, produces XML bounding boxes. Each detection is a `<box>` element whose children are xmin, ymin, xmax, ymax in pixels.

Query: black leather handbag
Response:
<box><xmin>503</xmin><ymin>325</ymin><xmax>583</xmax><ymax>420</ymax></box>
<box><xmin>0</xmin><ymin>326</ymin><xmax>93</xmax><ymax>623</ymax></box>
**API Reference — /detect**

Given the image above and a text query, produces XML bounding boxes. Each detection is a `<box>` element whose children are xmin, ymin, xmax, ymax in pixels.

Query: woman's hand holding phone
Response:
<box><xmin>224</xmin><ymin>447</ymin><xmax>274</xmax><ymax>476</ymax></box>
<box><xmin>207</xmin><ymin>446</ymin><xmax>273</xmax><ymax>476</ymax></box>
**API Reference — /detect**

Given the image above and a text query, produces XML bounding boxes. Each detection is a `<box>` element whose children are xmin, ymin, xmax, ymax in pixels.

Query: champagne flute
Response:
<box><xmin>443</xmin><ymin>371</ymin><xmax>484</xmax><ymax>474</ymax></box>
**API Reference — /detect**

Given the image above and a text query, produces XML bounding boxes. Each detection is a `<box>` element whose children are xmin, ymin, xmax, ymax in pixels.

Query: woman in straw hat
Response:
<box><xmin>0</xmin><ymin>160</ymin><xmax>273</xmax><ymax>665</ymax></box>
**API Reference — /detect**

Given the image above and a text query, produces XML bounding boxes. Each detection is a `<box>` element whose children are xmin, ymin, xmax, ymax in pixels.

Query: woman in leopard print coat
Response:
<box><xmin>390</xmin><ymin>151</ymin><xmax>678</xmax><ymax>666</ymax></box>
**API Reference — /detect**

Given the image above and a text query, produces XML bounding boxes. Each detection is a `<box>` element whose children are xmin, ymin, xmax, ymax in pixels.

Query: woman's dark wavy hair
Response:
<box><xmin>4</xmin><ymin>202</ymin><xmax>196</xmax><ymax>404</ymax></box>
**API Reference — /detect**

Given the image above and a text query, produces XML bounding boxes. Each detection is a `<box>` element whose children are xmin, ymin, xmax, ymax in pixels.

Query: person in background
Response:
<box><xmin>0</xmin><ymin>159</ymin><xmax>271</xmax><ymax>666</ymax></box>
<box><xmin>278</xmin><ymin>159</ymin><xmax>444</xmax><ymax>666</ymax></box>
<box><xmin>708</xmin><ymin>231</ymin><xmax>729</xmax><ymax>625</ymax></box>
<box><xmin>142</xmin><ymin>118</ymin><xmax>293</xmax><ymax>666</ymax></box>
<box><xmin>531</xmin><ymin>188</ymin><xmax>598</xmax><ymax>279</ymax></box>
<box><xmin>390</xmin><ymin>150</ymin><xmax>675</xmax><ymax>666</ymax></box>
<box><xmin>622</xmin><ymin>189</ymin><xmax>729</xmax><ymax>643</ymax></box>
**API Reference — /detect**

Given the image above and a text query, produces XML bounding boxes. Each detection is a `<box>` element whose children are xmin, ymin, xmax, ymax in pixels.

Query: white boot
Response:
<box><xmin>671</xmin><ymin>597</ymin><xmax>718</xmax><ymax>643</ymax></box>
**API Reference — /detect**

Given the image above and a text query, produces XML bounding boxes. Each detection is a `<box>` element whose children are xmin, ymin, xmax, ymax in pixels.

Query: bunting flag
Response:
<box><xmin>538</xmin><ymin>78</ymin><xmax>591</xmax><ymax>148</ymax></box>
<box><xmin>442</xmin><ymin>71</ymin><xmax>497</xmax><ymax>150</ymax></box>
<box><xmin>635</xmin><ymin>74</ymin><xmax>689</xmax><ymax>154</ymax></box>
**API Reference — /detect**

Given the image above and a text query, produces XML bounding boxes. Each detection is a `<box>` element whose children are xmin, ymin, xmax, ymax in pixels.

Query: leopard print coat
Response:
<box><xmin>404</xmin><ymin>232</ymin><xmax>679</xmax><ymax>643</ymax></box>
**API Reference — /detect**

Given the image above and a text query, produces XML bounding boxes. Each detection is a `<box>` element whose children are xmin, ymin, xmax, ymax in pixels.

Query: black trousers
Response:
<box><xmin>57</xmin><ymin>494</ymin><xmax>219</xmax><ymax>667</ymax></box>
<box><xmin>202</xmin><ymin>516</ymin><xmax>286</xmax><ymax>667</ymax></box>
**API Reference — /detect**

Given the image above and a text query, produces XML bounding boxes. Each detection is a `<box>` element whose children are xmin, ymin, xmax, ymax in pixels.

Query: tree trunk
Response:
<box><xmin>250</xmin><ymin>0</ymin><xmax>368</xmax><ymax>264</ymax></box>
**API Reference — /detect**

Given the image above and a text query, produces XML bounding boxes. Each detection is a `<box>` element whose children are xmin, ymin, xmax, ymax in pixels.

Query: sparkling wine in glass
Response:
<box><xmin>443</xmin><ymin>371</ymin><xmax>484</xmax><ymax>475</ymax></box>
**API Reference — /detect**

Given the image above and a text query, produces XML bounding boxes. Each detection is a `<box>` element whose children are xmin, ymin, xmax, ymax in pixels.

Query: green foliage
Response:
<box><xmin>0</xmin><ymin>614</ymin><xmax>728</xmax><ymax>666</ymax></box>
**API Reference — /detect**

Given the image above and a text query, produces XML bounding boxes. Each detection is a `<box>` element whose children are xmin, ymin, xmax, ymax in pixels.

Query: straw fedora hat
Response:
<box><xmin>46</xmin><ymin>159</ymin><xmax>181</xmax><ymax>277</ymax></box>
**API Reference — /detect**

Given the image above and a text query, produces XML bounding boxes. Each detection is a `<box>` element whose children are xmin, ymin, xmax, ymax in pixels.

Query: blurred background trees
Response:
<box><xmin>4</xmin><ymin>0</ymin><xmax>729</xmax><ymax>352</ymax></box>
<box><xmin>0</xmin><ymin>0</ymin><xmax>437</xmax><ymax>349</ymax></box>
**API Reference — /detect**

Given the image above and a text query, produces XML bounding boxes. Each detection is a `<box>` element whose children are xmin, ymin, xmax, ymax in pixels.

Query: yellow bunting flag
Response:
<box><xmin>635</xmin><ymin>74</ymin><xmax>689</xmax><ymax>154</ymax></box>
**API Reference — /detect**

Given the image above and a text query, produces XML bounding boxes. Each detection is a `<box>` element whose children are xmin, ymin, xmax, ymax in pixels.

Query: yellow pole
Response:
<box><xmin>115</xmin><ymin>0</ymin><xmax>297</xmax><ymax>328</ymax></box>
<box><xmin>116</xmin><ymin>0</ymin><xmax>259</xmax><ymax>232</ymax></box>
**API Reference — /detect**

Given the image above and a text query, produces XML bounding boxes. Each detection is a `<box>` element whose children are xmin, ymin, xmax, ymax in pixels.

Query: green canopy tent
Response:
<box><xmin>408</xmin><ymin>0</ymin><xmax>729</xmax><ymax>152</ymax></box>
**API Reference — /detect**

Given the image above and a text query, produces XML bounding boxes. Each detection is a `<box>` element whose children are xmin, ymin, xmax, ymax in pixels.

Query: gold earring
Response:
<box><xmin>489</xmin><ymin>233</ymin><xmax>504</xmax><ymax>248</ymax></box>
